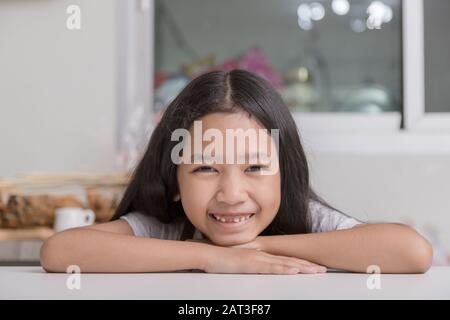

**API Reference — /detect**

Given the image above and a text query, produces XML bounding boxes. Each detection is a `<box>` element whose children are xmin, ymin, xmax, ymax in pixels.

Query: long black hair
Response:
<box><xmin>111</xmin><ymin>69</ymin><xmax>335</xmax><ymax>236</ymax></box>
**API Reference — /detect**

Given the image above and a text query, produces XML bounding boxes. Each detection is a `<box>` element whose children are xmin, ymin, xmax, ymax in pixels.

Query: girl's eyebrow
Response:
<box><xmin>188</xmin><ymin>152</ymin><xmax>271</xmax><ymax>164</ymax></box>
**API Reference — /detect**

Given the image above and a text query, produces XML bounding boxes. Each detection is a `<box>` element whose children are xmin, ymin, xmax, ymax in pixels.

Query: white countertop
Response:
<box><xmin>1</xmin><ymin>266</ymin><xmax>449</xmax><ymax>299</ymax></box>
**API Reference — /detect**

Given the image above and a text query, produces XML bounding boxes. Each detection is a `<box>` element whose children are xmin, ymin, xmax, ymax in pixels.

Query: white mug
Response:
<box><xmin>54</xmin><ymin>207</ymin><xmax>96</xmax><ymax>232</ymax></box>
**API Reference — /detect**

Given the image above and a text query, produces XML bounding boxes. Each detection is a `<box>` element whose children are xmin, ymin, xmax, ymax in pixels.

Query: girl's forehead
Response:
<box><xmin>188</xmin><ymin>112</ymin><xmax>264</xmax><ymax>133</ymax></box>
<box><xmin>176</xmin><ymin>111</ymin><xmax>280</xmax><ymax>168</ymax></box>
<box><xmin>185</xmin><ymin>112</ymin><xmax>276</xmax><ymax>154</ymax></box>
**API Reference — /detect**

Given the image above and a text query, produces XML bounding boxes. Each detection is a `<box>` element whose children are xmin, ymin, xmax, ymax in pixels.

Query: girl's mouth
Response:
<box><xmin>208</xmin><ymin>213</ymin><xmax>255</xmax><ymax>227</ymax></box>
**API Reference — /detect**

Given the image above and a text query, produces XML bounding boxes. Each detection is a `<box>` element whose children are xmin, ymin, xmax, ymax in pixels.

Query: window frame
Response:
<box><xmin>403</xmin><ymin>0</ymin><xmax>450</xmax><ymax>131</ymax></box>
<box><xmin>116</xmin><ymin>0</ymin><xmax>155</xmax><ymax>171</ymax></box>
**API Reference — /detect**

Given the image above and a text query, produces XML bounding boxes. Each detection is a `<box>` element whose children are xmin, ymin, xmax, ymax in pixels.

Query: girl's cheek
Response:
<box><xmin>253</xmin><ymin>178</ymin><xmax>281</xmax><ymax>214</ymax></box>
<box><xmin>183</xmin><ymin>181</ymin><xmax>215</xmax><ymax>211</ymax></box>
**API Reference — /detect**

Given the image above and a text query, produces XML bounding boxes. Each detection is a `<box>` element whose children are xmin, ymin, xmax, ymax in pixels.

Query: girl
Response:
<box><xmin>40</xmin><ymin>70</ymin><xmax>433</xmax><ymax>274</ymax></box>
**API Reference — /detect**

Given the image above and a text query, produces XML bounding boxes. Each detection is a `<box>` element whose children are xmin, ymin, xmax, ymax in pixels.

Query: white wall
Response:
<box><xmin>308</xmin><ymin>152</ymin><xmax>450</xmax><ymax>254</ymax></box>
<box><xmin>0</xmin><ymin>0</ymin><xmax>120</xmax><ymax>178</ymax></box>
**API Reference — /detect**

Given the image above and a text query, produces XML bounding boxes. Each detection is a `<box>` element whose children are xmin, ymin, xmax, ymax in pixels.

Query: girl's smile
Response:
<box><xmin>208</xmin><ymin>212</ymin><xmax>256</xmax><ymax>230</ymax></box>
<box><xmin>209</xmin><ymin>212</ymin><xmax>255</xmax><ymax>223</ymax></box>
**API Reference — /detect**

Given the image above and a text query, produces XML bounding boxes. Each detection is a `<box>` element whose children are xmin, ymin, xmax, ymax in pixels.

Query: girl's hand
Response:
<box><xmin>202</xmin><ymin>246</ymin><xmax>327</xmax><ymax>275</ymax></box>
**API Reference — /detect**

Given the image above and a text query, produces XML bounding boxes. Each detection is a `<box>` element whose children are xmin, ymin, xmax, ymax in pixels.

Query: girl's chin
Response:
<box><xmin>208</xmin><ymin>234</ymin><xmax>256</xmax><ymax>247</ymax></box>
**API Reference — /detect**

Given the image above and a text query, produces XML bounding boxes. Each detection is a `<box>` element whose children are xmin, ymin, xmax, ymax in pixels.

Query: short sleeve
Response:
<box><xmin>119</xmin><ymin>211</ymin><xmax>184</xmax><ymax>239</ymax></box>
<box><xmin>309</xmin><ymin>200</ymin><xmax>364</xmax><ymax>233</ymax></box>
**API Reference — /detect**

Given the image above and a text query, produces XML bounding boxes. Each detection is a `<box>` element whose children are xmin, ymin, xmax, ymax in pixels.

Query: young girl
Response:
<box><xmin>40</xmin><ymin>70</ymin><xmax>433</xmax><ymax>274</ymax></box>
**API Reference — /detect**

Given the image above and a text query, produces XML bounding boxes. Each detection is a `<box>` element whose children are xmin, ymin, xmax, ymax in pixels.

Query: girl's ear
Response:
<box><xmin>173</xmin><ymin>194</ymin><xmax>181</xmax><ymax>202</ymax></box>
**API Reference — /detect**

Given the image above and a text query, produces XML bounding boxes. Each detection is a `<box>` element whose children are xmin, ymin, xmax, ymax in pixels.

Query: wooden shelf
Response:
<box><xmin>0</xmin><ymin>227</ymin><xmax>55</xmax><ymax>241</ymax></box>
<box><xmin>0</xmin><ymin>172</ymin><xmax>129</xmax><ymax>190</ymax></box>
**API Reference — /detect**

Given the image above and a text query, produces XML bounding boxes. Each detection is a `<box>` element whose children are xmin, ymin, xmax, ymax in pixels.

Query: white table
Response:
<box><xmin>1</xmin><ymin>266</ymin><xmax>449</xmax><ymax>299</ymax></box>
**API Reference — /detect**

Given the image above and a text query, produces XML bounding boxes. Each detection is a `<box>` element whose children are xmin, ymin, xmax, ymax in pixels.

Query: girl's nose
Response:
<box><xmin>215</xmin><ymin>170</ymin><xmax>248</xmax><ymax>205</ymax></box>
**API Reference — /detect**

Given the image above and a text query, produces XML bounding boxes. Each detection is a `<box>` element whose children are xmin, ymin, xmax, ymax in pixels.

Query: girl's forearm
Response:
<box><xmin>40</xmin><ymin>229</ymin><xmax>211</xmax><ymax>273</ymax></box>
<box><xmin>259</xmin><ymin>223</ymin><xmax>433</xmax><ymax>273</ymax></box>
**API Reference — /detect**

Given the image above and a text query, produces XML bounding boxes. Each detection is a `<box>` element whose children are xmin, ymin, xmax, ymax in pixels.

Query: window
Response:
<box><xmin>153</xmin><ymin>0</ymin><xmax>403</xmax><ymax>116</ymax></box>
<box><xmin>424</xmin><ymin>0</ymin><xmax>450</xmax><ymax>114</ymax></box>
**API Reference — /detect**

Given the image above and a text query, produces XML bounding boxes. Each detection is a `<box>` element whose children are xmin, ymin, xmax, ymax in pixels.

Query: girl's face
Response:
<box><xmin>176</xmin><ymin>111</ymin><xmax>281</xmax><ymax>246</ymax></box>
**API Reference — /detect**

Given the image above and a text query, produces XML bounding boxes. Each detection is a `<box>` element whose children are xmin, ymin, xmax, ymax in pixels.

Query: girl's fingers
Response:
<box><xmin>292</xmin><ymin>261</ymin><xmax>327</xmax><ymax>273</ymax></box>
<box><xmin>287</xmin><ymin>258</ymin><xmax>327</xmax><ymax>272</ymax></box>
<box><xmin>261</xmin><ymin>264</ymin><xmax>301</xmax><ymax>275</ymax></box>
<box><xmin>282</xmin><ymin>262</ymin><xmax>325</xmax><ymax>274</ymax></box>
<box><xmin>259</xmin><ymin>251</ymin><xmax>320</xmax><ymax>266</ymax></box>
<box><xmin>262</xmin><ymin>254</ymin><xmax>327</xmax><ymax>273</ymax></box>
<box><xmin>276</xmin><ymin>255</ymin><xmax>323</xmax><ymax>267</ymax></box>
<box><xmin>262</xmin><ymin>263</ymin><xmax>318</xmax><ymax>275</ymax></box>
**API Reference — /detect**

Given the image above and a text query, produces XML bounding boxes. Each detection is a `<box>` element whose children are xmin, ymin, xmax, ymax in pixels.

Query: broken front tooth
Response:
<box><xmin>212</xmin><ymin>214</ymin><xmax>253</xmax><ymax>223</ymax></box>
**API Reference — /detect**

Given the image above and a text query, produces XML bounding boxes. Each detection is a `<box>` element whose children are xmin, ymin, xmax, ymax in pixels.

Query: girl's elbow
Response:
<box><xmin>411</xmin><ymin>238</ymin><xmax>433</xmax><ymax>273</ymax></box>
<box><xmin>40</xmin><ymin>235</ymin><xmax>65</xmax><ymax>273</ymax></box>
<box><xmin>402</xmin><ymin>225</ymin><xmax>433</xmax><ymax>273</ymax></box>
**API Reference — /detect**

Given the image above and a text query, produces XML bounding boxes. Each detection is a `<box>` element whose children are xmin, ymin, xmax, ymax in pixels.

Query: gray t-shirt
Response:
<box><xmin>120</xmin><ymin>200</ymin><xmax>363</xmax><ymax>240</ymax></box>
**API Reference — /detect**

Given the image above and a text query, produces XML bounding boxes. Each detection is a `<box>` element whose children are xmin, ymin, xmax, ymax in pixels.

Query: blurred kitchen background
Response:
<box><xmin>0</xmin><ymin>0</ymin><xmax>449</xmax><ymax>266</ymax></box>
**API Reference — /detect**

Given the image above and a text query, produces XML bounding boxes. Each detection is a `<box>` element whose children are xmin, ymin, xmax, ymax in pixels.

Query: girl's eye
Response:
<box><xmin>193</xmin><ymin>165</ymin><xmax>268</xmax><ymax>173</ymax></box>
<box><xmin>246</xmin><ymin>165</ymin><xmax>264</xmax><ymax>172</ymax></box>
<box><xmin>193</xmin><ymin>166</ymin><xmax>217</xmax><ymax>173</ymax></box>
